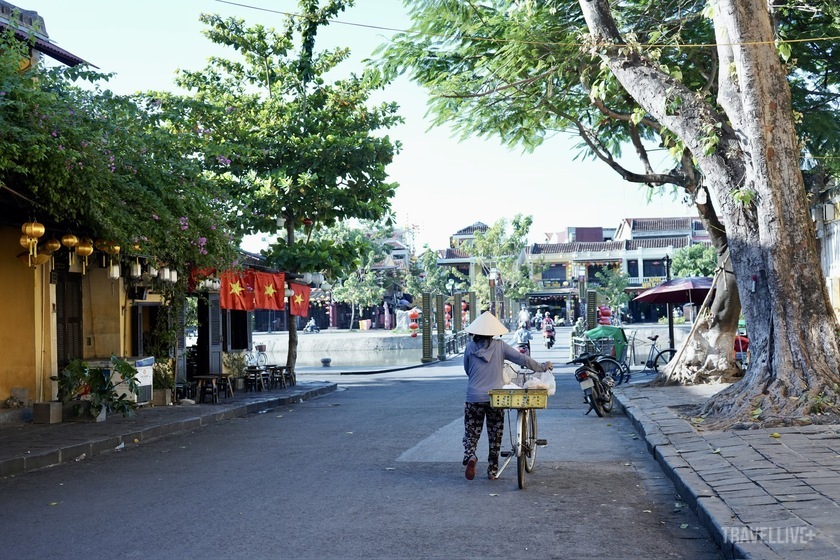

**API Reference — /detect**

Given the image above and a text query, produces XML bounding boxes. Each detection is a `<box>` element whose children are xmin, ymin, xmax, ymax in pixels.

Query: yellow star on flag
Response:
<box><xmin>264</xmin><ymin>283</ymin><xmax>276</xmax><ymax>297</ymax></box>
<box><xmin>229</xmin><ymin>281</ymin><xmax>244</xmax><ymax>296</ymax></box>
<box><xmin>294</xmin><ymin>293</ymin><xmax>304</xmax><ymax>305</ymax></box>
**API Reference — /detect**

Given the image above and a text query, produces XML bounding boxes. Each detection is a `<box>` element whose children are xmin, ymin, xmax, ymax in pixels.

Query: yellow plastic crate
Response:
<box><xmin>488</xmin><ymin>388</ymin><xmax>549</xmax><ymax>409</ymax></box>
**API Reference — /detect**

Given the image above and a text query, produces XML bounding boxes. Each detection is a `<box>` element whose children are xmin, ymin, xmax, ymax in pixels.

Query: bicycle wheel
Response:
<box><xmin>654</xmin><ymin>348</ymin><xmax>677</xmax><ymax>372</ymax></box>
<box><xmin>257</xmin><ymin>351</ymin><xmax>267</xmax><ymax>366</ymax></box>
<box><xmin>524</xmin><ymin>408</ymin><xmax>537</xmax><ymax>473</ymax></box>
<box><xmin>597</xmin><ymin>357</ymin><xmax>626</xmax><ymax>385</ymax></box>
<box><xmin>245</xmin><ymin>352</ymin><xmax>256</xmax><ymax>366</ymax></box>
<box><xmin>516</xmin><ymin>410</ymin><xmax>528</xmax><ymax>489</ymax></box>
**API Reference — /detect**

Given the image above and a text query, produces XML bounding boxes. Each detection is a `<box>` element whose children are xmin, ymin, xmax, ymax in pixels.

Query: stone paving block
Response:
<box><xmin>803</xmin><ymin>482</ymin><xmax>840</xmax><ymax>496</ymax></box>
<box><xmin>732</xmin><ymin>504</ymin><xmax>796</xmax><ymax>523</ymax></box>
<box><xmin>718</xmin><ymin>487</ymin><xmax>774</xmax><ymax>500</ymax></box>
<box><xmin>643</xmin><ymin>432</ymin><xmax>670</xmax><ymax>452</ymax></box>
<box><xmin>778</xmin><ymin>493</ymin><xmax>823</xmax><ymax>503</ymax></box>
<box><xmin>740</xmin><ymin>466</ymin><xmax>786</xmax><ymax>477</ymax></box>
<box><xmin>795</xmin><ymin>469</ymin><xmax>838</xmax><ymax>479</ymax></box>
<box><xmin>701</xmin><ymin>476</ymin><xmax>753</xmax><ymax>488</ymax></box>
<box><xmin>755</xmin><ymin>479</ymin><xmax>810</xmax><ymax>493</ymax></box>
<box><xmin>724</xmin><ymin>494</ymin><xmax>780</xmax><ymax>507</ymax></box>
<box><xmin>695</xmin><ymin>496</ymin><xmax>739</xmax><ymax>550</ymax></box>
<box><xmin>668</xmin><ymin>467</ymin><xmax>716</xmax><ymax>506</ymax></box>
<box><xmin>731</xmin><ymin>539</ymin><xmax>783</xmax><ymax>560</ymax></box>
<box><xmin>785</xmin><ymin>497</ymin><xmax>840</xmax><ymax>515</ymax></box>
<box><xmin>679</xmin><ymin>449</ymin><xmax>731</xmax><ymax>468</ymax></box>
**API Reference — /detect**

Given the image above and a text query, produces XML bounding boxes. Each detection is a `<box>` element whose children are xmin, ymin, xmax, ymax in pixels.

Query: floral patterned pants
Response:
<box><xmin>463</xmin><ymin>402</ymin><xmax>504</xmax><ymax>472</ymax></box>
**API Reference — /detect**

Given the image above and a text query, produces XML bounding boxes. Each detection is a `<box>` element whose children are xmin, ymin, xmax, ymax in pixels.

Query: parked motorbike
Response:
<box><xmin>567</xmin><ymin>353</ymin><xmax>615</xmax><ymax>417</ymax></box>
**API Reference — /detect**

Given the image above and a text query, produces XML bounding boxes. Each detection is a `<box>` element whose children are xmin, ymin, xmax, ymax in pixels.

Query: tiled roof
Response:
<box><xmin>438</xmin><ymin>247</ymin><xmax>471</xmax><ymax>259</ymax></box>
<box><xmin>0</xmin><ymin>18</ymin><xmax>90</xmax><ymax>67</ymax></box>
<box><xmin>531</xmin><ymin>241</ymin><xmax>624</xmax><ymax>254</ymax></box>
<box><xmin>629</xmin><ymin>217</ymin><xmax>693</xmax><ymax>232</ymax></box>
<box><xmin>625</xmin><ymin>237</ymin><xmax>691</xmax><ymax>250</ymax></box>
<box><xmin>453</xmin><ymin>222</ymin><xmax>488</xmax><ymax>236</ymax></box>
<box><xmin>531</xmin><ymin>237</ymin><xmax>701</xmax><ymax>254</ymax></box>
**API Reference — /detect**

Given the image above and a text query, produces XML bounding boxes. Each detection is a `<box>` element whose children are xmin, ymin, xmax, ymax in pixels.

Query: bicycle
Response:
<box><xmin>638</xmin><ymin>334</ymin><xmax>676</xmax><ymax>374</ymax></box>
<box><xmin>488</xmin><ymin>368</ymin><xmax>549</xmax><ymax>490</ymax></box>
<box><xmin>587</xmin><ymin>336</ymin><xmax>633</xmax><ymax>386</ymax></box>
<box><xmin>244</xmin><ymin>344</ymin><xmax>268</xmax><ymax>367</ymax></box>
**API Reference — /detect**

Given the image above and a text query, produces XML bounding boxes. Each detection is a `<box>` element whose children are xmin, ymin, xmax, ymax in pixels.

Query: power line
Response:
<box><xmin>213</xmin><ymin>0</ymin><xmax>840</xmax><ymax>50</ymax></box>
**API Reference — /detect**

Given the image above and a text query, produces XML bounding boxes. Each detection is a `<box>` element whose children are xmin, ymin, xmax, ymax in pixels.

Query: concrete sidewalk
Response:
<box><xmin>0</xmin><ymin>381</ymin><xmax>338</xmax><ymax>478</ymax></box>
<box><xmin>616</xmin><ymin>382</ymin><xmax>840</xmax><ymax>559</ymax></box>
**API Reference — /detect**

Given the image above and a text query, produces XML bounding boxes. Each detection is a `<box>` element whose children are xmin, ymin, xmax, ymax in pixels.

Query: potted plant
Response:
<box><xmin>152</xmin><ymin>361</ymin><xmax>175</xmax><ymax>406</ymax></box>
<box><xmin>223</xmin><ymin>351</ymin><xmax>248</xmax><ymax>392</ymax></box>
<box><xmin>51</xmin><ymin>356</ymin><xmax>139</xmax><ymax>421</ymax></box>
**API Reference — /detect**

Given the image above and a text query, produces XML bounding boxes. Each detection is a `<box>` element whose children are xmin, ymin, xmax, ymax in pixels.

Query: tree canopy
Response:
<box><xmin>0</xmin><ymin>30</ymin><xmax>238</xmax><ymax>273</ymax></box>
<box><xmin>378</xmin><ymin>0</ymin><xmax>840</xmax><ymax>426</ymax></box>
<box><xmin>157</xmin><ymin>4</ymin><xmax>402</xmax><ymax>281</ymax></box>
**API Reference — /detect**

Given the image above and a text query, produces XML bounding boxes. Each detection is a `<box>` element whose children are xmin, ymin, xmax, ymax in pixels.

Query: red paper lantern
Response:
<box><xmin>409</xmin><ymin>321</ymin><xmax>419</xmax><ymax>330</ymax></box>
<box><xmin>410</xmin><ymin>332</ymin><xmax>417</xmax><ymax>338</ymax></box>
<box><xmin>461</xmin><ymin>301</ymin><xmax>467</xmax><ymax>310</ymax></box>
<box><xmin>408</xmin><ymin>309</ymin><xmax>420</xmax><ymax>320</ymax></box>
<box><xmin>444</xmin><ymin>303</ymin><xmax>452</xmax><ymax>313</ymax></box>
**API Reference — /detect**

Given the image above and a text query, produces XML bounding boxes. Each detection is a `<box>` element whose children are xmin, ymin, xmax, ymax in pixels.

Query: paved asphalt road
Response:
<box><xmin>1</xmin><ymin>333</ymin><xmax>723</xmax><ymax>560</ymax></box>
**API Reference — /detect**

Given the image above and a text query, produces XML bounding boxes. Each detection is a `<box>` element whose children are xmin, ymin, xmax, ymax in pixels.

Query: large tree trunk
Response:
<box><xmin>579</xmin><ymin>0</ymin><xmax>840</xmax><ymax>427</ymax></box>
<box><xmin>661</xmin><ymin>192</ymin><xmax>743</xmax><ymax>384</ymax></box>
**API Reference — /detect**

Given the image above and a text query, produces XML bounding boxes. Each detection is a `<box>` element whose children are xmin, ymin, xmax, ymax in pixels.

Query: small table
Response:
<box><xmin>245</xmin><ymin>366</ymin><xmax>268</xmax><ymax>392</ymax></box>
<box><xmin>270</xmin><ymin>365</ymin><xmax>295</xmax><ymax>389</ymax></box>
<box><xmin>194</xmin><ymin>375</ymin><xmax>220</xmax><ymax>404</ymax></box>
<box><xmin>217</xmin><ymin>373</ymin><xmax>234</xmax><ymax>399</ymax></box>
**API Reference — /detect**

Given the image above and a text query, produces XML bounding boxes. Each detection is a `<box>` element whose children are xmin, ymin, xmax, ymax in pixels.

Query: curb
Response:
<box><xmin>0</xmin><ymin>382</ymin><xmax>338</xmax><ymax>479</ymax></box>
<box><xmin>615</xmin><ymin>389</ymin><xmax>777</xmax><ymax>560</ymax></box>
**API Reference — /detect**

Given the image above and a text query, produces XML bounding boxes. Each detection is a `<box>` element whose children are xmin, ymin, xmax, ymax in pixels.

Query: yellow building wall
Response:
<box><xmin>0</xmin><ymin>227</ymin><xmax>54</xmax><ymax>403</ymax></box>
<box><xmin>83</xmin><ymin>265</ymin><xmax>126</xmax><ymax>360</ymax></box>
<box><xmin>1</xmin><ymin>227</ymin><xmax>139</xmax><ymax>403</ymax></box>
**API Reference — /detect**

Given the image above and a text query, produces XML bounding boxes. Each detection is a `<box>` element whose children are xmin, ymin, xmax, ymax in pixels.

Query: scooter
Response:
<box><xmin>543</xmin><ymin>327</ymin><xmax>555</xmax><ymax>349</ymax></box>
<box><xmin>303</xmin><ymin>322</ymin><xmax>320</xmax><ymax>333</ymax></box>
<box><xmin>567</xmin><ymin>353</ymin><xmax>615</xmax><ymax>417</ymax></box>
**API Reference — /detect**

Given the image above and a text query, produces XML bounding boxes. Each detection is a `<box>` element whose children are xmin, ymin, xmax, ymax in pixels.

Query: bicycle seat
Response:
<box><xmin>647</xmin><ymin>335</ymin><xmax>659</xmax><ymax>342</ymax></box>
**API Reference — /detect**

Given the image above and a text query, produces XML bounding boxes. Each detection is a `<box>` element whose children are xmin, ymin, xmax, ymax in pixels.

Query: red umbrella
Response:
<box><xmin>633</xmin><ymin>277</ymin><xmax>713</xmax><ymax>305</ymax></box>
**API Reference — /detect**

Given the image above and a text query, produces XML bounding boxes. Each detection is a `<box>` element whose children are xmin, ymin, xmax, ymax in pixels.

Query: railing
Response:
<box><xmin>443</xmin><ymin>330</ymin><xmax>470</xmax><ymax>356</ymax></box>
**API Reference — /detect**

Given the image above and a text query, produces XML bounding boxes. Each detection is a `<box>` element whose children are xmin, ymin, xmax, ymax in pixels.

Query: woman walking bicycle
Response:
<box><xmin>462</xmin><ymin>312</ymin><xmax>552</xmax><ymax>481</ymax></box>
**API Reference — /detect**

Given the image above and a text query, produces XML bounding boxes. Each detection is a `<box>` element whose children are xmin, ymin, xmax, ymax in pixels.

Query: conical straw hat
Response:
<box><xmin>465</xmin><ymin>311</ymin><xmax>509</xmax><ymax>336</ymax></box>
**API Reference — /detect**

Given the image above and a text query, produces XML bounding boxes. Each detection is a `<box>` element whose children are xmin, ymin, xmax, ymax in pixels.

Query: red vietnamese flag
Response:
<box><xmin>254</xmin><ymin>272</ymin><xmax>285</xmax><ymax>310</ymax></box>
<box><xmin>220</xmin><ymin>271</ymin><xmax>255</xmax><ymax>310</ymax></box>
<box><xmin>288</xmin><ymin>282</ymin><xmax>311</xmax><ymax>317</ymax></box>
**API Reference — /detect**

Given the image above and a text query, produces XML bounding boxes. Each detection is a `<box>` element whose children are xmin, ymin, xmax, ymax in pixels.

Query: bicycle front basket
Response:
<box><xmin>489</xmin><ymin>388</ymin><xmax>548</xmax><ymax>409</ymax></box>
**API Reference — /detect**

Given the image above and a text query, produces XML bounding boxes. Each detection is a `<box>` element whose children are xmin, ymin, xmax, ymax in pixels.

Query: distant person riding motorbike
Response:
<box><xmin>517</xmin><ymin>305</ymin><xmax>531</xmax><ymax>331</ymax></box>
<box><xmin>542</xmin><ymin>312</ymin><xmax>556</xmax><ymax>349</ymax></box>
<box><xmin>510</xmin><ymin>322</ymin><xmax>533</xmax><ymax>355</ymax></box>
<box><xmin>303</xmin><ymin>318</ymin><xmax>320</xmax><ymax>333</ymax></box>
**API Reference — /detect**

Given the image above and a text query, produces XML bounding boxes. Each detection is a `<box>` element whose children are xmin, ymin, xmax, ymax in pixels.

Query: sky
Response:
<box><xmin>27</xmin><ymin>0</ymin><xmax>694</xmax><ymax>251</ymax></box>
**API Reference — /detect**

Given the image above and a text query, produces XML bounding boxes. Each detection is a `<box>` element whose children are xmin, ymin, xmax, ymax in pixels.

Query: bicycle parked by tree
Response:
<box><xmin>244</xmin><ymin>344</ymin><xmax>268</xmax><ymax>367</ymax></box>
